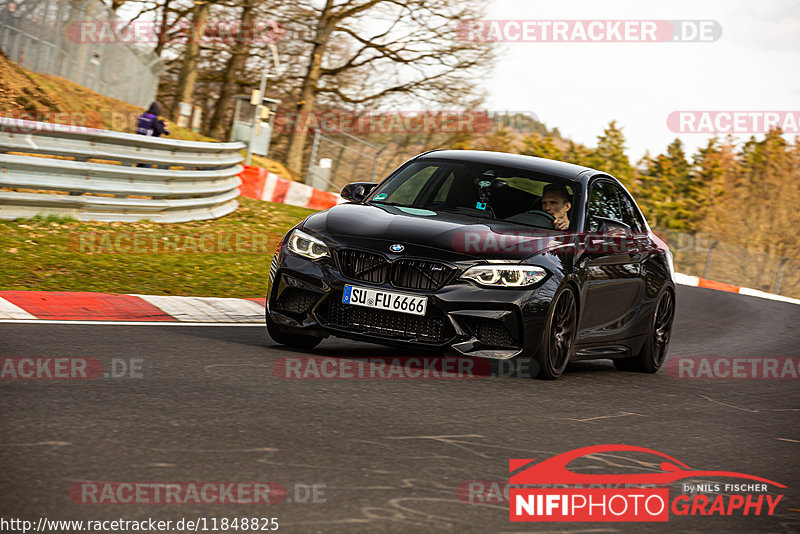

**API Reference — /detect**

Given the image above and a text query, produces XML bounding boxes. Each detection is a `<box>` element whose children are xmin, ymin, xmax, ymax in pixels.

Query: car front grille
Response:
<box><xmin>391</xmin><ymin>259</ymin><xmax>454</xmax><ymax>290</ymax></box>
<box><xmin>338</xmin><ymin>249</ymin><xmax>390</xmax><ymax>284</ymax></box>
<box><xmin>337</xmin><ymin>249</ymin><xmax>454</xmax><ymax>291</ymax></box>
<box><xmin>319</xmin><ymin>294</ymin><xmax>453</xmax><ymax>343</ymax></box>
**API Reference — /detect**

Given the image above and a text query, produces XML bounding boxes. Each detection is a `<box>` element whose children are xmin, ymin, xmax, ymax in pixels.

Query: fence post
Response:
<box><xmin>703</xmin><ymin>241</ymin><xmax>718</xmax><ymax>278</ymax></box>
<box><xmin>774</xmin><ymin>257</ymin><xmax>790</xmax><ymax>294</ymax></box>
<box><xmin>305</xmin><ymin>129</ymin><xmax>320</xmax><ymax>185</ymax></box>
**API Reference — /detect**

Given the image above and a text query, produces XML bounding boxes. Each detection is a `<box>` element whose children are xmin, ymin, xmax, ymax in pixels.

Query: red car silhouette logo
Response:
<box><xmin>510</xmin><ymin>444</ymin><xmax>785</xmax><ymax>487</ymax></box>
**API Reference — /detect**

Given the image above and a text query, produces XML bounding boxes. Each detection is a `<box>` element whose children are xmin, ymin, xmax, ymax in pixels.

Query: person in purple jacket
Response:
<box><xmin>136</xmin><ymin>102</ymin><xmax>170</xmax><ymax>137</ymax></box>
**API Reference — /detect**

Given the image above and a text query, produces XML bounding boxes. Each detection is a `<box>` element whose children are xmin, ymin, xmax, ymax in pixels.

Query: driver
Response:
<box><xmin>541</xmin><ymin>184</ymin><xmax>572</xmax><ymax>230</ymax></box>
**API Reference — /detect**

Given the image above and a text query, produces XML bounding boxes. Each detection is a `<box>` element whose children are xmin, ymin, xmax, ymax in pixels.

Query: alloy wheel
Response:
<box><xmin>549</xmin><ymin>289</ymin><xmax>577</xmax><ymax>373</ymax></box>
<box><xmin>652</xmin><ymin>291</ymin><xmax>674</xmax><ymax>366</ymax></box>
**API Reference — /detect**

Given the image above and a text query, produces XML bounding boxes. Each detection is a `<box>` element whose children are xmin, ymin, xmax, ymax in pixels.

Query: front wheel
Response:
<box><xmin>266</xmin><ymin>314</ymin><xmax>323</xmax><ymax>350</ymax></box>
<box><xmin>614</xmin><ymin>289</ymin><xmax>674</xmax><ymax>373</ymax></box>
<box><xmin>532</xmin><ymin>285</ymin><xmax>578</xmax><ymax>380</ymax></box>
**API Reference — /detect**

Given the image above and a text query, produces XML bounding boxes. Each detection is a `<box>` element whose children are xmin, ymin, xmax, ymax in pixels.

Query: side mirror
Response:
<box><xmin>341</xmin><ymin>182</ymin><xmax>378</xmax><ymax>203</ymax></box>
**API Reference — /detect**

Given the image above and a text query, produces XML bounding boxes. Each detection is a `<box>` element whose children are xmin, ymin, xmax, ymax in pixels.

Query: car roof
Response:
<box><xmin>414</xmin><ymin>149</ymin><xmax>600</xmax><ymax>182</ymax></box>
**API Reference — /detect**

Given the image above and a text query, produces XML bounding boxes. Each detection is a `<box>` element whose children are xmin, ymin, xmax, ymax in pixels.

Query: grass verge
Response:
<box><xmin>0</xmin><ymin>198</ymin><xmax>315</xmax><ymax>298</ymax></box>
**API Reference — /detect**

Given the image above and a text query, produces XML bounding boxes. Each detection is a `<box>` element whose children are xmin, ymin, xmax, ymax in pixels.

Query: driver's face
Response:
<box><xmin>542</xmin><ymin>193</ymin><xmax>570</xmax><ymax>218</ymax></box>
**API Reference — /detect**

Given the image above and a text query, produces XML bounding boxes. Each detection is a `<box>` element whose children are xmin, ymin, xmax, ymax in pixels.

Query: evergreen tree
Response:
<box><xmin>588</xmin><ymin>120</ymin><xmax>635</xmax><ymax>189</ymax></box>
<box><xmin>725</xmin><ymin>129</ymin><xmax>799</xmax><ymax>258</ymax></box>
<box><xmin>635</xmin><ymin>151</ymin><xmax>665</xmax><ymax>228</ymax></box>
<box><xmin>635</xmin><ymin>139</ymin><xmax>695</xmax><ymax>231</ymax></box>
<box><xmin>562</xmin><ymin>140</ymin><xmax>593</xmax><ymax>167</ymax></box>
<box><xmin>691</xmin><ymin>137</ymin><xmax>738</xmax><ymax>228</ymax></box>
<box><xmin>519</xmin><ymin>134</ymin><xmax>563</xmax><ymax>160</ymax></box>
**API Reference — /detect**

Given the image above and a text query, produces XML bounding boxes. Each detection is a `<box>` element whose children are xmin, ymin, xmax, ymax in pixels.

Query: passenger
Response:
<box><xmin>541</xmin><ymin>183</ymin><xmax>572</xmax><ymax>230</ymax></box>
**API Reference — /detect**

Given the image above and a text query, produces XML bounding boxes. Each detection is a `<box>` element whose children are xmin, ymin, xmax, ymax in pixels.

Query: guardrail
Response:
<box><xmin>0</xmin><ymin>117</ymin><xmax>246</xmax><ymax>222</ymax></box>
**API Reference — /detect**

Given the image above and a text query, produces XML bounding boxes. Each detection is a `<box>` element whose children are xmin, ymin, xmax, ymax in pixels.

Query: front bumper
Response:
<box><xmin>267</xmin><ymin>250</ymin><xmax>558</xmax><ymax>360</ymax></box>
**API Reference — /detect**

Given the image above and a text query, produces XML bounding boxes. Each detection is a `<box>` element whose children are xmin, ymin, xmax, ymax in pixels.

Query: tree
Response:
<box><xmin>634</xmin><ymin>151</ymin><xmax>663</xmax><ymax>227</ymax></box>
<box><xmin>168</xmin><ymin>0</ymin><xmax>210</xmax><ymax>121</ymax></box>
<box><xmin>588</xmin><ymin>120</ymin><xmax>635</xmax><ymax>188</ymax></box>
<box><xmin>562</xmin><ymin>140</ymin><xmax>592</xmax><ymax>167</ymax></box>
<box><xmin>699</xmin><ymin>130</ymin><xmax>800</xmax><ymax>292</ymax></box>
<box><xmin>284</xmin><ymin>0</ymin><xmax>496</xmax><ymax>172</ymax></box>
<box><xmin>636</xmin><ymin>139</ymin><xmax>693</xmax><ymax>231</ymax></box>
<box><xmin>713</xmin><ymin>130</ymin><xmax>799</xmax><ymax>257</ymax></box>
<box><xmin>206</xmin><ymin>0</ymin><xmax>256</xmax><ymax>140</ymax></box>
<box><xmin>691</xmin><ymin>137</ymin><xmax>738</xmax><ymax>226</ymax></box>
<box><xmin>476</xmin><ymin>127</ymin><xmax>515</xmax><ymax>153</ymax></box>
<box><xmin>519</xmin><ymin>133</ymin><xmax>563</xmax><ymax>160</ymax></box>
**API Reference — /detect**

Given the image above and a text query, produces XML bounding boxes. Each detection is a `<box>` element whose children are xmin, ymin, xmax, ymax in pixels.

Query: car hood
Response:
<box><xmin>301</xmin><ymin>203</ymin><xmax>572</xmax><ymax>261</ymax></box>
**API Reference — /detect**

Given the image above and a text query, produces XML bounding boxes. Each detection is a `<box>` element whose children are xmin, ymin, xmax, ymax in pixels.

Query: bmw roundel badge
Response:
<box><xmin>390</xmin><ymin>244</ymin><xmax>404</xmax><ymax>252</ymax></box>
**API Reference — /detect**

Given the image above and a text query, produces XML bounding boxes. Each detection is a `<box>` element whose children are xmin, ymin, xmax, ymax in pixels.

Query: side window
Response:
<box><xmin>381</xmin><ymin>165</ymin><xmax>437</xmax><ymax>205</ymax></box>
<box><xmin>433</xmin><ymin>172</ymin><xmax>455</xmax><ymax>203</ymax></box>
<box><xmin>586</xmin><ymin>181</ymin><xmax>623</xmax><ymax>229</ymax></box>
<box><xmin>614</xmin><ymin>187</ymin><xmax>644</xmax><ymax>233</ymax></box>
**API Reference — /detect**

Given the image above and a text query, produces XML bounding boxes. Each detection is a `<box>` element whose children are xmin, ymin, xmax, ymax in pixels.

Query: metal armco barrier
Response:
<box><xmin>0</xmin><ymin>117</ymin><xmax>245</xmax><ymax>222</ymax></box>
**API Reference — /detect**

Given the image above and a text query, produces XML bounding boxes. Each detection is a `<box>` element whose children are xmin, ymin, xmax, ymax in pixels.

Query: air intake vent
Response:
<box><xmin>320</xmin><ymin>295</ymin><xmax>453</xmax><ymax>343</ymax></box>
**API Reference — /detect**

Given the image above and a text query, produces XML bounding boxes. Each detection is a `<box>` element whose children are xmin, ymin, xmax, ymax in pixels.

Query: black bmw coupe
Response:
<box><xmin>266</xmin><ymin>150</ymin><xmax>675</xmax><ymax>379</ymax></box>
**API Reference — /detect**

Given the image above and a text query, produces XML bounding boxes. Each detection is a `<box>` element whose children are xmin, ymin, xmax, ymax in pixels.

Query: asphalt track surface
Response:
<box><xmin>1</xmin><ymin>286</ymin><xmax>798</xmax><ymax>533</ymax></box>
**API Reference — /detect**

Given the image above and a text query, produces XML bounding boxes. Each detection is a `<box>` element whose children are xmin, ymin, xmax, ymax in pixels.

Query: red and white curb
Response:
<box><xmin>238</xmin><ymin>165</ymin><xmax>344</xmax><ymax>211</ymax></box>
<box><xmin>672</xmin><ymin>273</ymin><xmax>800</xmax><ymax>306</ymax></box>
<box><xmin>0</xmin><ymin>274</ymin><xmax>796</xmax><ymax>324</ymax></box>
<box><xmin>0</xmin><ymin>291</ymin><xmax>266</xmax><ymax>324</ymax></box>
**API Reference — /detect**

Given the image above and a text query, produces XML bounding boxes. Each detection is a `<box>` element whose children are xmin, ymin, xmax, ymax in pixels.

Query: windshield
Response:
<box><xmin>368</xmin><ymin>160</ymin><xmax>577</xmax><ymax>230</ymax></box>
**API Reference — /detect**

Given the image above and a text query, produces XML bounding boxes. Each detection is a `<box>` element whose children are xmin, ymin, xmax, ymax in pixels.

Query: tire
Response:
<box><xmin>265</xmin><ymin>314</ymin><xmax>323</xmax><ymax>350</ymax></box>
<box><xmin>533</xmin><ymin>284</ymin><xmax>578</xmax><ymax>380</ymax></box>
<box><xmin>613</xmin><ymin>289</ymin><xmax>674</xmax><ymax>373</ymax></box>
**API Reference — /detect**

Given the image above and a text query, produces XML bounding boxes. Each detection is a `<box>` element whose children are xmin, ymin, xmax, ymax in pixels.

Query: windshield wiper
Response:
<box><xmin>432</xmin><ymin>206</ymin><xmax>496</xmax><ymax>221</ymax></box>
<box><xmin>370</xmin><ymin>201</ymin><xmax>412</xmax><ymax>207</ymax></box>
<box><xmin>372</xmin><ymin>202</ymin><xmax>500</xmax><ymax>223</ymax></box>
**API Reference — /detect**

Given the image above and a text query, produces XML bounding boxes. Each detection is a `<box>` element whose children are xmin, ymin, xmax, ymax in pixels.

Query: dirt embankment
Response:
<box><xmin>0</xmin><ymin>51</ymin><xmax>300</xmax><ymax>180</ymax></box>
<box><xmin>0</xmin><ymin>50</ymin><xmax>64</xmax><ymax>116</ymax></box>
<box><xmin>0</xmin><ymin>50</ymin><xmax>202</xmax><ymax>138</ymax></box>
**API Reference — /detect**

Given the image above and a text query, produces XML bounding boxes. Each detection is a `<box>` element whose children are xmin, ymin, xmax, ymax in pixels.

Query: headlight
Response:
<box><xmin>286</xmin><ymin>229</ymin><xmax>329</xmax><ymax>260</ymax></box>
<box><xmin>460</xmin><ymin>265</ymin><xmax>547</xmax><ymax>287</ymax></box>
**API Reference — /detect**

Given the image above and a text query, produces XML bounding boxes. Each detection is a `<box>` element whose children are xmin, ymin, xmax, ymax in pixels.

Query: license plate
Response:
<box><xmin>342</xmin><ymin>285</ymin><xmax>428</xmax><ymax>316</ymax></box>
